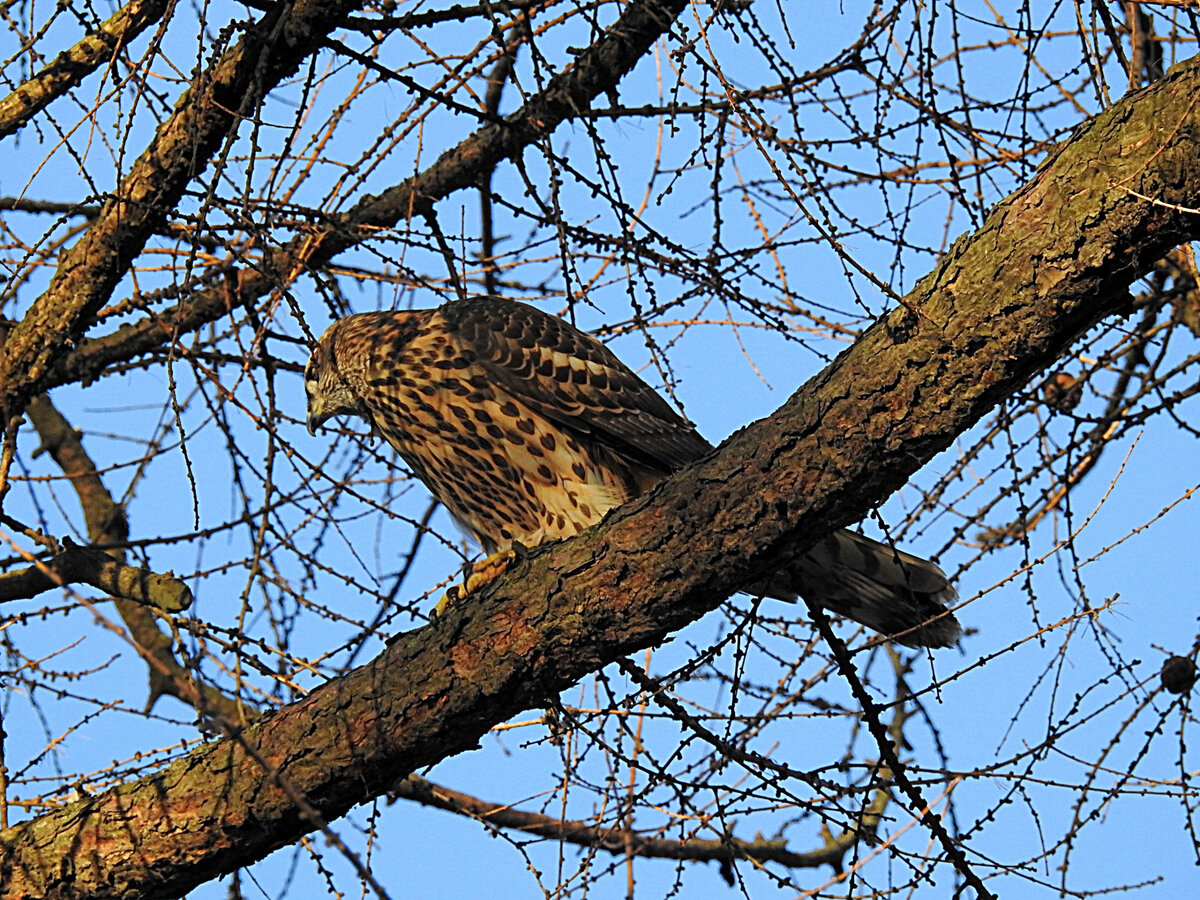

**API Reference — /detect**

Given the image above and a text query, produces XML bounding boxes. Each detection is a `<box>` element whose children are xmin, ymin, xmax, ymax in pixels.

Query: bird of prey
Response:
<box><xmin>305</xmin><ymin>298</ymin><xmax>961</xmax><ymax>647</ymax></box>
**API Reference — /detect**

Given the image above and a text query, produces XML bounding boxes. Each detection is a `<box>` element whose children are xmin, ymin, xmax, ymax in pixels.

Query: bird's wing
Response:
<box><xmin>441</xmin><ymin>299</ymin><xmax>713</xmax><ymax>473</ymax></box>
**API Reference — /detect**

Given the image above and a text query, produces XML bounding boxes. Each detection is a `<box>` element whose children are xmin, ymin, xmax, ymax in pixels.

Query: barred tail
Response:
<box><xmin>758</xmin><ymin>529</ymin><xmax>962</xmax><ymax>648</ymax></box>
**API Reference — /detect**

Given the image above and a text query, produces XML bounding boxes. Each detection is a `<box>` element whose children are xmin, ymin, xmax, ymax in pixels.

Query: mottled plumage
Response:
<box><xmin>305</xmin><ymin>298</ymin><xmax>961</xmax><ymax>647</ymax></box>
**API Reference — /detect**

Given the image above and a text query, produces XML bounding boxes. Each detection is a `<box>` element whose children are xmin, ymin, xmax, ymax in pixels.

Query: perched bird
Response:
<box><xmin>305</xmin><ymin>298</ymin><xmax>961</xmax><ymax>647</ymax></box>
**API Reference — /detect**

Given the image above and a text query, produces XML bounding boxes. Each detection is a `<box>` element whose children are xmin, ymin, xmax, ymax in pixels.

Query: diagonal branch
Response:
<box><xmin>0</xmin><ymin>0</ymin><xmax>368</xmax><ymax>424</ymax></box>
<box><xmin>0</xmin><ymin>0</ymin><xmax>171</xmax><ymax>139</ymax></box>
<box><xmin>2</xmin><ymin>49</ymin><xmax>1199</xmax><ymax>900</ymax></box>
<box><xmin>24</xmin><ymin>395</ymin><xmax>247</xmax><ymax>725</ymax></box>
<box><xmin>35</xmin><ymin>0</ymin><xmax>693</xmax><ymax>395</ymax></box>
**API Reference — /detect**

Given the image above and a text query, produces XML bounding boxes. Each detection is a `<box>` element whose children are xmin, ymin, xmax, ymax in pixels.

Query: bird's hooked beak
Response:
<box><xmin>306</xmin><ymin>392</ymin><xmax>326</xmax><ymax>436</ymax></box>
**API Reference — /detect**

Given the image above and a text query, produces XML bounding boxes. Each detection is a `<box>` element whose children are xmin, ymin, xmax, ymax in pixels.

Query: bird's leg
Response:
<box><xmin>431</xmin><ymin>543</ymin><xmax>526</xmax><ymax>617</ymax></box>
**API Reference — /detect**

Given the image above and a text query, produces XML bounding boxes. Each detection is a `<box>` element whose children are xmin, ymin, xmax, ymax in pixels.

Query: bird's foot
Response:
<box><xmin>431</xmin><ymin>546</ymin><xmax>523</xmax><ymax>618</ymax></box>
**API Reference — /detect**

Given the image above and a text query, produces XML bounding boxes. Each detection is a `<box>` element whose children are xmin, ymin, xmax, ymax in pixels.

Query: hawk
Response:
<box><xmin>305</xmin><ymin>298</ymin><xmax>961</xmax><ymax>647</ymax></box>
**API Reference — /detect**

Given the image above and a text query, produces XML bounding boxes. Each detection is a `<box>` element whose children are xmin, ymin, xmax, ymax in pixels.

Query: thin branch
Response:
<box><xmin>390</xmin><ymin>773</ymin><xmax>876</xmax><ymax>870</ymax></box>
<box><xmin>0</xmin><ymin>539</ymin><xmax>192</xmax><ymax>610</ymax></box>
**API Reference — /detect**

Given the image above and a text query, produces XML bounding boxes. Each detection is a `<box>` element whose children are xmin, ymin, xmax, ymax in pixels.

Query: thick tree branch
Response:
<box><xmin>2</xmin><ymin>47</ymin><xmax>1199</xmax><ymax>900</ymax></box>
<box><xmin>0</xmin><ymin>0</ymin><xmax>367</xmax><ymax>423</ymax></box>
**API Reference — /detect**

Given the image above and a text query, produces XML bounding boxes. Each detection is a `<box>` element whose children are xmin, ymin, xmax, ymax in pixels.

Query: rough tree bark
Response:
<box><xmin>1</xmin><ymin>46</ymin><xmax>1197</xmax><ymax>900</ymax></box>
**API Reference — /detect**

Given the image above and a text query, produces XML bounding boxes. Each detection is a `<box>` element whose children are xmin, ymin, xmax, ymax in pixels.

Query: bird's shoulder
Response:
<box><xmin>437</xmin><ymin>298</ymin><xmax>713</xmax><ymax>470</ymax></box>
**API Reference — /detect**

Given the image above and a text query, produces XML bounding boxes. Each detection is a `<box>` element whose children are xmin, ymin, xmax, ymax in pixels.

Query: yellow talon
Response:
<box><xmin>430</xmin><ymin>548</ymin><xmax>520</xmax><ymax>618</ymax></box>
<box><xmin>465</xmin><ymin>548</ymin><xmax>519</xmax><ymax>591</ymax></box>
<box><xmin>430</xmin><ymin>588</ymin><xmax>458</xmax><ymax>619</ymax></box>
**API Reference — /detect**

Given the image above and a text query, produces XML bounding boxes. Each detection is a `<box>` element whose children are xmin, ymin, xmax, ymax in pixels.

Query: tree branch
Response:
<box><xmin>2</xmin><ymin>52</ymin><xmax>1198</xmax><ymax>900</ymax></box>
<box><xmin>0</xmin><ymin>0</ymin><xmax>367</xmax><ymax>423</ymax></box>
<box><xmin>24</xmin><ymin>395</ymin><xmax>247</xmax><ymax>726</ymax></box>
<box><xmin>0</xmin><ymin>540</ymin><xmax>192</xmax><ymax>610</ymax></box>
<box><xmin>0</xmin><ymin>0</ymin><xmax>170</xmax><ymax>139</ymax></box>
<box><xmin>390</xmin><ymin>772</ymin><xmax>886</xmax><ymax>872</ymax></box>
<box><xmin>33</xmin><ymin>0</ymin><xmax>692</xmax><ymax>395</ymax></box>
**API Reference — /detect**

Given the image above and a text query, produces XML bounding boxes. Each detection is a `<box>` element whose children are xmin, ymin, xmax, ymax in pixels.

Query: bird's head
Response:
<box><xmin>305</xmin><ymin>320</ymin><xmax>367</xmax><ymax>435</ymax></box>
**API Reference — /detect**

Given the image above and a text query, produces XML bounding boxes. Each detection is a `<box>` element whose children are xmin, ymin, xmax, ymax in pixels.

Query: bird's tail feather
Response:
<box><xmin>753</xmin><ymin>529</ymin><xmax>961</xmax><ymax>648</ymax></box>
